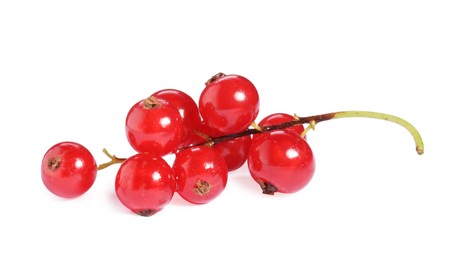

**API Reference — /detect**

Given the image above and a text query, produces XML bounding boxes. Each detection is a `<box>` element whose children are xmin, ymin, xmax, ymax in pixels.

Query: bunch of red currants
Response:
<box><xmin>41</xmin><ymin>72</ymin><xmax>424</xmax><ymax>217</ymax></box>
<box><xmin>41</xmin><ymin>73</ymin><xmax>316</xmax><ymax>216</ymax></box>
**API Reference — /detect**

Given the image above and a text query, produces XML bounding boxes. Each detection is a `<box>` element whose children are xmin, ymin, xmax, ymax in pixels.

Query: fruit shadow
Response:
<box><xmin>229</xmin><ymin>172</ymin><xmax>261</xmax><ymax>195</ymax></box>
<box><xmin>170</xmin><ymin>193</ymin><xmax>195</xmax><ymax>207</ymax></box>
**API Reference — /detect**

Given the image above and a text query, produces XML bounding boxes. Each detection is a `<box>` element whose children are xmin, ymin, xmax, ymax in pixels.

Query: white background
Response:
<box><xmin>1</xmin><ymin>0</ymin><xmax>457</xmax><ymax>259</ymax></box>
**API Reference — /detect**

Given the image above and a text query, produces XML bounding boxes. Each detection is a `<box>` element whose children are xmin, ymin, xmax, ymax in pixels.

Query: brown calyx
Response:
<box><xmin>205</xmin><ymin>72</ymin><xmax>225</xmax><ymax>86</ymax></box>
<box><xmin>194</xmin><ymin>180</ymin><xmax>212</xmax><ymax>195</ymax></box>
<box><xmin>143</xmin><ymin>96</ymin><xmax>161</xmax><ymax>109</ymax></box>
<box><xmin>257</xmin><ymin>180</ymin><xmax>278</xmax><ymax>195</ymax></box>
<box><xmin>135</xmin><ymin>209</ymin><xmax>157</xmax><ymax>217</ymax></box>
<box><xmin>47</xmin><ymin>157</ymin><xmax>61</xmax><ymax>171</ymax></box>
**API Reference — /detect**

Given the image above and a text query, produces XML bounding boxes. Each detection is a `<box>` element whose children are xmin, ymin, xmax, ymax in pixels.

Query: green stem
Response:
<box><xmin>331</xmin><ymin>111</ymin><xmax>424</xmax><ymax>155</ymax></box>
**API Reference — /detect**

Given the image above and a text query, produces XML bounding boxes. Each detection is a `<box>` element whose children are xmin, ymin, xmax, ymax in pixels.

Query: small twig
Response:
<box><xmin>301</xmin><ymin>120</ymin><xmax>316</xmax><ymax>138</ymax></box>
<box><xmin>97</xmin><ymin>148</ymin><xmax>126</xmax><ymax>170</ymax></box>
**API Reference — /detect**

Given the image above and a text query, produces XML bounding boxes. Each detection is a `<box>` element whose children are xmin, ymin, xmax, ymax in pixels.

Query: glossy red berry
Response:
<box><xmin>198</xmin><ymin>123</ymin><xmax>251</xmax><ymax>171</ymax></box>
<box><xmin>173</xmin><ymin>146</ymin><xmax>228</xmax><ymax>204</ymax></box>
<box><xmin>152</xmin><ymin>89</ymin><xmax>201</xmax><ymax>147</ymax></box>
<box><xmin>199</xmin><ymin>73</ymin><xmax>259</xmax><ymax>134</ymax></box>
<box><xmin>247</xmin><ymin>130</ymin><xmax>315</xmax><ymax>194</ymax></box>
<box><xmin>213</xmin><ymin>135</ymin><xmax>251</xmax><ymax>172</ymax></box>
<box><xmin>125</xmin><ymin>96</ymin><xmax>184</xmax><ymax>156</ymax></box>
<box><xmin>41</xmin><ymin>142</ymin><xmax>97</xmax><ymax>198</ymax></box>
<box><xmin>253</xmin><ymin>113</ymin><xmax>305</xmax><ymax>142</ymax></box>
<box><xmin>115</xmin><ymin>153</ymin><xmax>176</xmax><ymax>216</ymax></box>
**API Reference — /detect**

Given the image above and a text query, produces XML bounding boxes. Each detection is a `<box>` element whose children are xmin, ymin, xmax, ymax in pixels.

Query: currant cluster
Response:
<box><xmin>41</xmin><ymin>72</ymin><xmax>424</xmax><ymax>217</ymax></box>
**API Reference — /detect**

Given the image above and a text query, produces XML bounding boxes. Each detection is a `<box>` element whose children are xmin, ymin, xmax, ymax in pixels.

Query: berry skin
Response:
<box><xmin>173</xmin><ymin>146</ymin><xmax>228</xmax><ymax>204</ymax></box>
<box><xmin>199</xmin><ymin>73</ymin><xmax>260</xmax><ymax>134</ymax></box>
<box><xmin>125</xmin><ymin>96</ymin><xmax>184</xmax><ymax>156</ymax></box>
<box><xmin>115</xmin><ymin>153</ymin><xmax>176</xmax><ymax>216</ymax></box>
<box><xmin>247</xmin><ymin>130</ymin><xmax>315</xmax><ymax>194</ymax></box>
<box><xmin>197</xmin><ymin>123</ymin><xmax>251</xmax><ymax>171</ymax></box>
<box><xmin>253</xmin><ymin>113</ymin><xmax>305</xmax><ymax>142</ymax></box>
<box><xmin>213</xmin><ymin>134</ymin><xmax>251</xmax><ymax>172</ymax></box>
<box><xmin>151</xmin><ymin>89</ymin><xmax>201</xmax><ymax>147</ymax></box>
<box><xmin>41</xmin><ymin>142</ymin><xmax>97</xmax><ymax>198</ymax></box>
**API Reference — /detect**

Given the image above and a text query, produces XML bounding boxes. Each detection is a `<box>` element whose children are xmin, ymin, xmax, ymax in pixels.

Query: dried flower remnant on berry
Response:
<box><xmin>47</xmin><ymin>157</ymin><xmax>61</xmax><ymax>171</ymax></box>
<box><xmin>257</xmin><ymin>180</ymin><xmax>278</xmax><ymax>195</ymax></box>
<box><xmin>205</xmin><ymin>72</ymin><xmax>225</xmax><ymax>86</ymax></box>
<box><xmin>143</xmin><ymin>96</ymin><xmax>160</xmax><ymax>109</ymax></box>
<box><xmin>194</xmin><ymin>180</ymin><xmax>212</xmax><ymax>195</ymax></box>
<box><xmin>135</xmin><ymin>209</ymin><xmax>157</xmax><ymax>217</ymax></box>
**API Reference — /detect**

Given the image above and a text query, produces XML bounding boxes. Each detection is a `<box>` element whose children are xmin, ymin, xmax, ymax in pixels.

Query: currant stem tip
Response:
<box><xmin>331</xmin><ymin>111</ymin><xmax>424</xmax><ymax>155</ymax></box>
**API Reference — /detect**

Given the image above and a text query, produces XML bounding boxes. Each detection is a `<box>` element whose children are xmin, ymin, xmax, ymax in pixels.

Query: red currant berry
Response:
<box><xmin>247</xmin><ymin>130</ymin><xmax>315</xmax><ymax>194</ymax></box>
<box><xmin>125</xmin><ymin>96</ymin><xmax>184</xmax><ymax>156</ymax></box>
<box><xmin>115</xmin><ymin>153</ymin><xmax>176</xmax><ymax>216</ymax></box>
<box><xmin>173</xmin><ymin>146</ymin><xmax>228</xmax><ymax>204</ymax></box>
<box><xmin>253</xmin><ymin>113</ymin><xmax>305</xmax><ymax>142</ymax></box>
<box><xmin>213</xmin><ymin>135</ymin><xmax>251</xmax><ymax>172</ymax></box>
<box><xmin>199</xmin><ymin>73</ymin><xmax>259</xmax><ymax>134</ymax></box>
<box><xmin>198</xmin><ymin>123</ymin><xmax>251</xmax><ymax>171</ymax></box>
<box><xmin>41</xmin><ymin>142</ymin><xmax>97</xmax><ymax>198</ymax></box>
<box><xmin>151</xmin><ymin>89</ymin><xmax>201</xmax><ymax>147</ymax></box>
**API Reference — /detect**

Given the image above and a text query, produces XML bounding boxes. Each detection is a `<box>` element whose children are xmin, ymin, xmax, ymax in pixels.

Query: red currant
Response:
<box><xmin>41</xmin><ymin>142</ymin><xmax>97</xmax><ymax>198</ymax></box>
<box><xmin>125</xmin><ymin>96</ymin><xmax>184</xmax><ymax>156</ymax></box>
<box><xmin>115</xmin><ymin>153</ymin><xmax>176</xmax><ymax>216</ymax></box>
<box><xmin>172</xmin><ymin>146</ymin><xmax>228</xmax><ymax>204</ymax></box>
<box><xmin>198</xmin><ymin>123</ymin><xmax>251</xmax><ymax>171</ymax></box>
<box><xmin>253</xmin><ymin>113</ymin><xmax>305</xmax><ymax>142</ymax></box>
<box><xmin>151</xmin><ymin>89</ymin><xmax>201</xmax><ymax>147</ymax></box>
<box><xmin>199</xmin><ymin>73</ymin><xmax>259</xmax><ymax>134</ymax></box>
<box><xmin>247</xmin><ymin>130</ymin><xmax>315</xmax><ymax>194</ymax></box>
